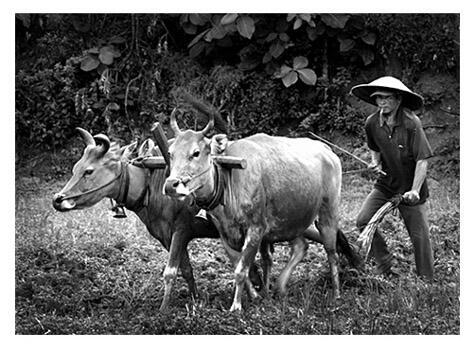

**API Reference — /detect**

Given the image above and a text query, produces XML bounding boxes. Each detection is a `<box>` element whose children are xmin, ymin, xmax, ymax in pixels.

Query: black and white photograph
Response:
<box><xmin>10</xmin><ymin>4</ymin><xmax>468</xmax><ymax>343</ymax></box>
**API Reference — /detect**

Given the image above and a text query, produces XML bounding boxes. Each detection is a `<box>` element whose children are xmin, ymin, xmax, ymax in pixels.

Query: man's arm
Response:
<box><xmin>368</xmin><ymin>150</ymin><xmax>384</xmax><ymax>175</ymax></box>
<box><xmin>403</xmin><ymin>159</ymin><xmax>428</xmax><ymax>204</ymax></box>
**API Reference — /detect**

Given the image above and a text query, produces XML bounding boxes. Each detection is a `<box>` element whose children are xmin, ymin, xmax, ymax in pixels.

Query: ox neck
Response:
<box><xmin>194</xmin><ymin>162</ymin><xmax>225</xmax><ymax>211</ymax></box>
<box><xmin>112</xmin><ymin>162</ymin><xmax>149</xmax><ymax>212</ymax></box>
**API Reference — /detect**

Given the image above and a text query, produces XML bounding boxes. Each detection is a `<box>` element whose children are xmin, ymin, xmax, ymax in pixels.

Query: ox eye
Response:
<box><xmin>192</xmin><ymin>150</ymin><xmax>200</xmax><ymax>158</ymax></box>
<box><xmin>84</xmin><ymin>168</ymin><xmax>94</xmax><ymax>176</ymax></box>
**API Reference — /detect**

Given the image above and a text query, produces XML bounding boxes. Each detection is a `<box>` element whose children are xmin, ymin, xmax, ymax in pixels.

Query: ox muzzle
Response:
<box><xmin>163</xmin><ymin>177</ymin><xmax>192</xmax><ymax>198</ymax></box>
<box><xmin>52</xmin><ymin>192</ymin><xmax>77</xmax><ymax>211</ymax></box>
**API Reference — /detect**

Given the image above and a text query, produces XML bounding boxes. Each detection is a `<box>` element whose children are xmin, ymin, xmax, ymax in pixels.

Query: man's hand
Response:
<box><xmin>403</xmin><ymin>190</ymin><xmax>420</xmax><ymax>204</ymax></box>
<box><xmin>368</xmin><ymin>161</ymin><xmax>385</xmax><ymax>176</ymax></box>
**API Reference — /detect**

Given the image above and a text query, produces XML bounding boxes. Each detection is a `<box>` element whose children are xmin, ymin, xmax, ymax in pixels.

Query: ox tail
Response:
<box><xmin>175</xmin><ymin>88</ymin><xmax>229</xmax><ymax>134</ymax></box>
<box><xmin>336</xmin><ymin>228</ymin><xmax>363</xmax><ymax>269</ymax></box>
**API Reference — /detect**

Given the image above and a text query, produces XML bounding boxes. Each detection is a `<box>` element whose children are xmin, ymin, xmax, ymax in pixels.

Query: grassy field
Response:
<box><xmin>15</xmin><ymin>154</ymin><xmax>459</xmax><ymax>335</ymax></box>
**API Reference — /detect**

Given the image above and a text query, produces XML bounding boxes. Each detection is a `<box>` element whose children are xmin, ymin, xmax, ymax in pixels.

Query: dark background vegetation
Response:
<box><xmin>15</xmin><ymin>13</ymin><xmax>459</xmax><ymax>335</ymax></box>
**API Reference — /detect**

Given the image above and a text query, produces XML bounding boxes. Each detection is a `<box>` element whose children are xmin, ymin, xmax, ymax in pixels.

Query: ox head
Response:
<box><xmin>52</xmin><ymin>128</ymin><xmax>136</xmax><ymax>211</ymax></box>
<box><xmin>163</xmin><ymin>108</ymin><xmax>215</xmax><ymax>198</ymax></box>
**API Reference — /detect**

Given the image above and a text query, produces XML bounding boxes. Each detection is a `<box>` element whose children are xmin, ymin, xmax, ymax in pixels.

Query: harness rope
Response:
<box><xmin>62</xmin><ymin>161</ymin><xmax>149</xmax><ymax>212</ymax></box>
<box><xmin>194</xmin><ymin>162</ymin><xmax>225</xmax><ymax>211</ymax></box>
<box><xmin>61</xmin><ymin>163</ymin><xmax>124</xmax><ymax>201</ymax></box>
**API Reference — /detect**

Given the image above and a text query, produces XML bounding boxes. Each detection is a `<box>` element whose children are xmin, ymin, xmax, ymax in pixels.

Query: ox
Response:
<box><xmin>52</xmin><ymin>128</ymin><xmax>263</xmax><ymax>311</ymax></box>
<box><xmin>163</xmin><ymin>105</ymin><xmax>361</xmax><ymax>312</ymax></box>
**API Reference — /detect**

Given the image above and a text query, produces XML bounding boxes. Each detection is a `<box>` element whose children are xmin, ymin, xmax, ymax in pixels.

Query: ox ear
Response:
<box><xmin>93</xmin><ymin>133</ymin><xmax>111</xmax><ymax>157</ymax></box>
<box><xmin>120</xmin><ymin>141</ymin><xmax>138</xmax><ymax>161</ymax></box>
<box><xmin>200</xmin><ymin>112</ymin><xmax>214</xmax><ymax>137</ymax></box>
<box><xmin>211</xmin><ymin>134</ymin><xmax>229</xmax><ymax>155</ymax></box>
<box><xmin>138</xmin><ymin>138</ymin><xmax>155</xmax><ymax>158</ymax></box>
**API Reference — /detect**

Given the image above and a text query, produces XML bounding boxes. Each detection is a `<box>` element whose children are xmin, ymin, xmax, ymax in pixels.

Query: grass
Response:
<box><xmin>15</xmin><ymin>156</ymin><xmax>459</xmax><ymax>334</ymax></box>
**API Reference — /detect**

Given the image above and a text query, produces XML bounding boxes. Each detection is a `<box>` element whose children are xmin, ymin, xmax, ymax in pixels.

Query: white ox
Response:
<box><xmin>52</xmin><ymin>128</ymin><xmax>263</xmax><ymax>311</ymax></box>
<box><xmin>163</xmin><ymin>107</ymin><xmax>361</xmax><ymax>312</ymax></box>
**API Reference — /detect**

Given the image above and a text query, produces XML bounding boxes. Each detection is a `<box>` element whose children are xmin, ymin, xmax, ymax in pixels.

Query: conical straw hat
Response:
<box><xmin>350</xmin><ymin>76</ymin><xmax>423</xmax><ymax>110</ymax></box>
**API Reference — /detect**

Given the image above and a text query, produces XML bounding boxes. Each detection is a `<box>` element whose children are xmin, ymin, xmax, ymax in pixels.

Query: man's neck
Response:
<box><xmin>381</xmin><ymin>108</ymin><xmax>399</xmax><ymax>127</ymax></box>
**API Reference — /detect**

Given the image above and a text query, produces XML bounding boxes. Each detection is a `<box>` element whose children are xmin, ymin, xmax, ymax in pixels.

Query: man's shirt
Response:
<box><xmin>365</xmin><ymin>107</ymin><xmax>433</xmax><ymax>203</ymax></box>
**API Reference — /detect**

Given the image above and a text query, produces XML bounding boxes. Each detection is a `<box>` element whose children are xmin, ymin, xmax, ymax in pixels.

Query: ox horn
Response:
<box><xmin>93</xmin><ymin>133</ymin><xmax>111</xmax><ymax>156</ymax></box>
<box><xmin>201</xmin><ymin>112</ymin><xmax>214</xmax><ymax>136</ymax></box>
<box><xmin>169</xmin><ymin>108</ymin><xmax>182</xmax><ymax>136</ymax></box>
<box><xmin>76</xmin><ymin>127</ymin><xmax>96</xmax><ymax>146</ymax></box>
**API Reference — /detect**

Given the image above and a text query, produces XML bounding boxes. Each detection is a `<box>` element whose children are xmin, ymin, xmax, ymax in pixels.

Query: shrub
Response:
<box><xmin>15</xmin><ymin>60</ymin><xmax>80</xmax><ymax>149</ymax></box>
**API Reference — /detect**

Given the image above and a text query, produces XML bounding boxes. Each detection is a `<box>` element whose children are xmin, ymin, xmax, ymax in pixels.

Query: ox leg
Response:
<box><xmin>259</xmin><ymin>241</ymin><xmax>273</xmax><ymax>295</ymax></box>
<box><xmin>315</xmin><ymin>222</ymin><xmax>340</xmax><ymax>300</ymax></box>
<box><xmin>230</xmin><ymin>230</ymin><xmax>262</xmax><ymax>312</ymax></box>
<box><xmin>160</xmin><ymin>231</ymin><xmax>193</xmax><ymax>313</ymax></box>
<box><xmin>221</xmin><ymin>237</ymin><xmax>262</xmax><ymax>298</ymax></box>
<box><xmin>179</xmin><ymin>250</ymin><xmax>198</xmax><ymax>299</ymax></box>
<box><xmin>276</xmin><ymin>236</ymin><xmax>308</xmax><ymax>295</ymax></box>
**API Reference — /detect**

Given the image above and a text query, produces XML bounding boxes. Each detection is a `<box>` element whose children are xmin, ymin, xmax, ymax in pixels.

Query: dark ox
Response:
<box><xmin>164</xmin><ymin>110</ymin><xmax>361</xmax><ymax>312</ymax></box>
<box><xmin>52</xmin><ymin>128</ymin><xmax>262</xmax><ymax>311</ymax></box>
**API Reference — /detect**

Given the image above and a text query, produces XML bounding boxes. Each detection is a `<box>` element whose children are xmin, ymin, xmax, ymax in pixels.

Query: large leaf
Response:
<box><xmin>293</xmin><ymin>56</ymin><xmax>308</xmax><ymax>69</ymax></box>
<box><xmin>269</xmin><ymin>42</ymin><xmax>285</xmax><ymax>58</ymax></box>
<box><xmin>297</xmin><ymin>68</ymin><xmax>317</xmax><ymax>85</ymax></box>
<box><xmin>72</xmin><ymin>17</ymin><xmax>91</xmax><ymax>33</ymax></box>
<box><xmin>206</xmin><ymin>25</ymin><xmax>227</xmax><ymax>41</ymax></box>
<box><xmin>361</xmin><ymin>31</ymin><xmax>377</xmax><ymax>45</ymax></box>
<box><xmin>299</xmin><ymin>14</ymin><xmax>312</xmax><ymax>22</ymax></box>
<box><xmin>188</xmin><ymin>29</ymin><xmax>209</xmax><ymax>48</ymax></box>
<box><xmin>87</xmin><ymin>47</ymin><xmax>100</xmax><ymax>54</ymax></box>
<box><xmin>262</xmin><ymin>52</ymin><xmax>273</xmax><ymax>64</ymax></box>
<box><xmin>293</xmin><ymin>17</ymin><xmax>303</xmax><ymax>30</ymax></box>
<box><xmin>238</xmin><ymin>59</ymin><xmax>259</xmax><ymax>71</ymax></box>
<box><xmin>315</xmin><ymin>21</ymin><xmax>326</xmax><ymax>35</ymax></box>
<box><xmin>287</xmin><ymin>14</ymin><xmax>297</xmax><ymax>21</ymax></box>
<box><xmin>275</xmin><ymin>64</ymin><xmax>292</xmax><ymax>78</ymax></box>
<box><xmin>80</xmin><ymin>55</ymin><xmax>100</xmax><ymax>72</ymax></box>
<box><xmin>236</xmin><ymin>15</ymin><xmax>255</xmax><ymax>39</ymax></box>
<box><xmin>307</xmin><ymin>27</ymin><xmax>318</xmax><ymax>41</ymax></box>
<box><xmin>339</xmin><ymin>38</ymin><xmax>355</xmax><ymax>52</ymax></box>
<box><xmin>111</xmin><ymin>47</ymin><xmax>121</xmax><ymax>58</ymax></box>
<box><xmin>183</xmin><ymin>23</ymin><xmax>197</xmax><ymax>35</ymax></box>
<box><xmin>221</xmin><ymin>13</ymin><xmax>238</xmax><ymax>25</ymax></box>
<box><xmin>189</xmin><ymin>41</ymin><xmax>207</xmax><ymax>58</ymax></box>
<box><xmin>279</xmin><ymin>33</ymin><xmax>290</xmax><ymax>42</ymax></box>
<box><xmin>109</xmin><ymin>36</ymin><xmax>126</xmax><ymax>44</ymax></box>
<box><xmin>107</xmin><ymin>102</ymin><xmax>120</xmax><ymax>111</ymax></box>
<box><xmin>358</xmin><ymin>48</ymin><xmax>375</xmax><ymax>65</ymax></box>
<box><xmin>320</xmin><ymin>14</ymin><xmax>350</xmax><ymax>29</ymax></box>
<box><xmin>99</xmin><ymin>46</ymin><xmax>115</xmax><ymax>65</ymax></box>
<box><xmin>189</xmin><ymin>13</ymin><xmax>209</xmax><ymax>26</ymax></box>
<box><xmin>265</xmin><ymin>33</ymin><xmax>278</xmax><ymax>42</ymax></box>
<box><xmin>282</xmin><ymin>71</ymin><xmax>298</xmax><ymax>87</ymax></box>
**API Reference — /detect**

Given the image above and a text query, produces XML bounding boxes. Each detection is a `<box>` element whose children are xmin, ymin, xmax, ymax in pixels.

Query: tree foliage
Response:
<box><xmin>15</xmin><ymin>13</ymin><xmax>459</xmax><ymax>151</ymax></box>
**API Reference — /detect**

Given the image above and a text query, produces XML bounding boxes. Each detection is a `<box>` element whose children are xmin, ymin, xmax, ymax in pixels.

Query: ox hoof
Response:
<box><xmin>275</xmin><ymin>279</ymin><xmax>288</xmax><ymax>297</ymax></box>
<box><xmin>159</xmin><ymin>303</ymin><xmax>171</xmax><ymax>314</ymax></box>
<box><xmin>332</xmin><ymin>291</ymin><xmax>341</xmax><ymax>302</ymax></box>
<box><xmin>229</xmin><ymin>303</ymin><xmax>242</xmax><ymax>313</ymax></box>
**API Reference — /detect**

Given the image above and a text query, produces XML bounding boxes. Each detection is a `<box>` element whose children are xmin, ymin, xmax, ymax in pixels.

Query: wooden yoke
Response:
<box><xmin>213</xmin><ymin>155</ymin><xmax>247</xmax><ymax>169</ymax></box>
<box><xmin>151</xmin><ymin>122</ymin><xmax>170</xmax><ymax>166</ymax></box>
<box><xmin>132</xmin><ymin>155</ymin><xmax>247</xmax><ymax>170</ymax></box>
<box><xmin>133</xmin><ymin>123</ymin><xmax>247</xmax><ymax>170</ymax></box>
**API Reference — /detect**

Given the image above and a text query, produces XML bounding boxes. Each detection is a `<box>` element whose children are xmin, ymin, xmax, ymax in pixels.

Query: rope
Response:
<box><xmin>356</xmin><ymin>195</ymin><xmax>403</xmax><ymax>261</ymax></box>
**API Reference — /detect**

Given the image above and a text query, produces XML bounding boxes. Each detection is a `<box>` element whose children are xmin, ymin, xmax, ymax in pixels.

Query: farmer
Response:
<box><xmin>350</xmin><ymin>76</ymin><xmax>434</xmax><ymax>280</ymax></box>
